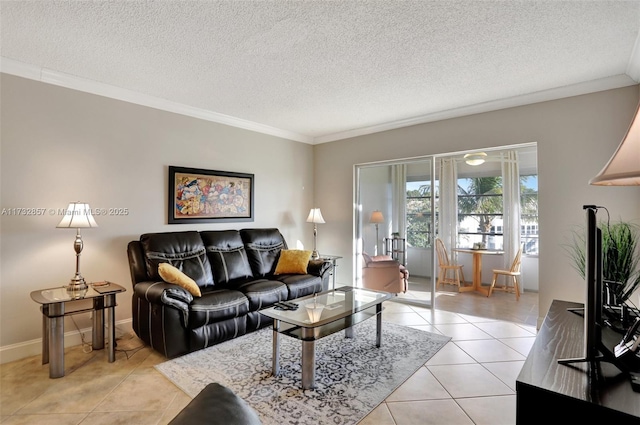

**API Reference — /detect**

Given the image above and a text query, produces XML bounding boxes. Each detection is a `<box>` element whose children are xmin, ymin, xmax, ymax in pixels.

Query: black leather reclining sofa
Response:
<box><xmin>127</xmin><ymin>228</ymin><xmax>331</xmax><ymax>358</ymax></box>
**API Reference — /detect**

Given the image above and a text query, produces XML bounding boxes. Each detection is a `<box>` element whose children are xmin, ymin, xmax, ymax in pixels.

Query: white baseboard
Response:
<box><xmin>0</xmin><ymin>318</ymin><xmax>134</xmax><ymax>365</ymax></box>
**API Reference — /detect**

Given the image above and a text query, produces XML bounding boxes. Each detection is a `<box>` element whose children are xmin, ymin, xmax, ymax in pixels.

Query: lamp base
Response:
<box><xmin>310</xmin><ymin>250</ymin><xmax>320</xmax><ymax>260</ymax></box>
<box><xmin>66</xmin><ymin>274</ymin><xmax>88</xmax><ymax>291</ymax></box>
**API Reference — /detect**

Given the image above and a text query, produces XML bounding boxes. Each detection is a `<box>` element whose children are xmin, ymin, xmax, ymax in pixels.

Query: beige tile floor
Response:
<box><xmin>1</xmin><ymin>279</ymin><xmax>538</xmax><ymax>425</ymax></box>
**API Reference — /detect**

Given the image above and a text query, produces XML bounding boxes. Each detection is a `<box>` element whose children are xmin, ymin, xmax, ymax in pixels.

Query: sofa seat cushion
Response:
<box><xmin>233</xmin><ymin>279</ymin><xmax>288</xmax><ymax>310</ymax></box>
<box><xmin>189</xmin><ymin>289</ymin><xmax>249</xmax><ymax>329</ymax></box>
<box><xmin>274</xmin><ymin>274</ymin><xmax>323</xmax><ymax>300</ymax></box>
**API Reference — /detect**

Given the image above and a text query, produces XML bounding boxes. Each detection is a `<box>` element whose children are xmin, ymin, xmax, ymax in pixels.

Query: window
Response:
<box><xmin>457</xmin><ymin>176</ymin><xmax>504</xmax><ymax>249</ymax></box>
<box><xmin>456</xmin><ymin>174</ymin><xmax>539</xmax><ymax>254</ymax></box>
<box><xmin>398</xmin><ymin>148</ymin><xmax>538</xmax><ymax>255</ymax></box>
<box><xmin>520</xmin><ymin>175</ymin><xmax>539</xmax><ymax>255</ymax></box>
<box><xmin>406</xmin><ymin>180</ymin><xmax>436</xmax><ymax>248</ymax></box>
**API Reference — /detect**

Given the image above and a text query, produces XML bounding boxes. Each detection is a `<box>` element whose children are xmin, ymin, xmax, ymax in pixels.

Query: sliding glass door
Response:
<box><xmin>354</xmin><ymin>143</ymin><xmax>538</xmax><ymax>311</ymax></box>
<box><xmin>355</xmin><ymin>157</ymin><xmax>437</xmax><ymax>308</ymax></box>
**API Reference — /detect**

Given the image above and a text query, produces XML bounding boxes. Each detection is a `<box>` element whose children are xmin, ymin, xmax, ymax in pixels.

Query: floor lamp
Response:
<box><xmin>369</xmin><ymin>210</ymin><xmax>384</xmax><ymax>256</ymax></box>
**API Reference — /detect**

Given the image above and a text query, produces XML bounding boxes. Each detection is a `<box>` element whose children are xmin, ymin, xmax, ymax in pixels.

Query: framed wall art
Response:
<box><xmin>168</xmin><ymin>166</ymin><xmax>254</xmax><ymax>224</ymax></box>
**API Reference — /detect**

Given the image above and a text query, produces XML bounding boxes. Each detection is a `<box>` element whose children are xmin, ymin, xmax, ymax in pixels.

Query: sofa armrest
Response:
<box><xmin>308</xmin><ymin>259</ymin><xmax>332</xmax><ymax>277</ymax></box>
<box><xmin>134</xmin><ymin>281</ymin><xmax>192</xmax><ymax>323</ymax></box>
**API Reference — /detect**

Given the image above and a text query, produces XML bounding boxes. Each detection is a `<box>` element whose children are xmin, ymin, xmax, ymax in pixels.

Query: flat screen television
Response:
<box><xmin>558</xmin><ymin>205</ymin><xmax>609</xmax><ymax>369</ymax></box>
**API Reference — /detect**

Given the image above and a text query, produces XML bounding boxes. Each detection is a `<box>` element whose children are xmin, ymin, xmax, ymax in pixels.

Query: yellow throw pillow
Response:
<box><xmin>274</xmin><ymin>250</ymin><xmax>312</xmax><ymax>275</ymax></box>
<box><xmin>158</xmin><ymin>263</ymin><xmax>202</xmax><ymax>297</ymax></box>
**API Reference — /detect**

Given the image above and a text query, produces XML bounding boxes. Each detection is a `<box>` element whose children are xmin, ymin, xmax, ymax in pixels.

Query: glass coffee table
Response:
<box><xmin>260</xmin><ymin>286</ymin><xmax>391</xmax><ymax>389</ymax></box>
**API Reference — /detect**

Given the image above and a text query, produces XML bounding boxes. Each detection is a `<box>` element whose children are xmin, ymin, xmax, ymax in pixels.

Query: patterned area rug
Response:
<box><xmin>156</xmin><ymin>320</ymin><xmax>450</xmax><ymax>425</ymax></box>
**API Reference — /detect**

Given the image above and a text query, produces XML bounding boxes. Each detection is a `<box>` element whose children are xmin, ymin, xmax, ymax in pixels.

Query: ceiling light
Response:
<box><xmin>464</xmin><ymin>152</ymin><xmax>487</xmax><ymax>166</ymax></box>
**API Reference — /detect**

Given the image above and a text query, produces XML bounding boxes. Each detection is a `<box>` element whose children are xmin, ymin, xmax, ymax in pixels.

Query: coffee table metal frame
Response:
<box><xmin>260</xmin><ymin>286</ymin><xmax>391</xmax><ymax>390</ymax></box>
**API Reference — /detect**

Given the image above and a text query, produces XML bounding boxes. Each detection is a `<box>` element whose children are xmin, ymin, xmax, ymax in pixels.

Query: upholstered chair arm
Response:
<box><xmin>134</xmin><ymin>281</ymin><xmax>192</xmax><ymax>323</ymax></box>
<box><xmin>308</xmin><ymin>259</ymin><xmax>332</xmax><ymax>277</ymax></box>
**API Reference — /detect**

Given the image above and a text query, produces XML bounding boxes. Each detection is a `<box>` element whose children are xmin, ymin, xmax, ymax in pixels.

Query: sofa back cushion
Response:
<box><xmin>140</xmin><ymin>231</ymin><xmax>214</xmax><ymax>291</ymax></box>
<box><xmin>240</xmin><ymin>228</ymin><xmax>288</xmax><ymax>277</ymax></box>
<box><xmin>200</xmin><ymin>230</ymin><xmax>253</xmax><ymax>286</ymax></box>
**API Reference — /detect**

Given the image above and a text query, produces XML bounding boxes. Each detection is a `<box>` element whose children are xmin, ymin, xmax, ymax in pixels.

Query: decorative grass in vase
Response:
<box><xmin>565</xmin><ymin>220</ymin><xmax>640</xmax><ymax>327</ymax></box>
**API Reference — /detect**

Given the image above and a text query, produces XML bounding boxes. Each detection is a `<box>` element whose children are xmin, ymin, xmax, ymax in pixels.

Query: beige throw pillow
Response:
<box><xmin>158</xmin><ymin>263</ymin><xmax>202</xmax><ymax>297</ymax></box>
<box><xmin>274</xmin><ymin>250</ymin><xmax>312</xmax><ymax>275</ymax></box>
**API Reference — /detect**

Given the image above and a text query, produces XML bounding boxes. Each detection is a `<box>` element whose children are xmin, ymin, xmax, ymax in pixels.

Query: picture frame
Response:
<box><xmin>168</xmin><ymin>166</ymin><xmax>254</xmax><ymax>224</ymax></box>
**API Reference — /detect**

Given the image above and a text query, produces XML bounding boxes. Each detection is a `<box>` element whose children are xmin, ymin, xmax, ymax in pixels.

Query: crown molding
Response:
<box><xmin>314</xmin><ymin>74</ymin><xmax>638</xmax><ymax>144</ymax></box>
<box><xmin>0</xmin><ymin>57</ymin><xmax>313</xmax><ymax>144</ymax></box>
<box><xmin>2</xmin><ymin>57</ymin><xmax>636</xmax><ymax>146</ymax></box>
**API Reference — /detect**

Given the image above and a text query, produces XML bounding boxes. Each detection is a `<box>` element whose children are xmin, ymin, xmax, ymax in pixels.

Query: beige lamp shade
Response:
<box><xmin>369</xmin><ymin>210</ymin><xmax>384</xmax><ymax>224</ymax></box>
<box><xmin>306</xmin><ymin>208</ymin><xmax>325</xmax><ymax>224</ymax></box>
<box><xmin>590</xmin><ymin>103</ymin><xmax>640</xmax><ymax>186</ymax></box>
<box><xmin>56</xmin><ymin>203</ymin><xmax>98</xmax><ymax>228</ymax></box>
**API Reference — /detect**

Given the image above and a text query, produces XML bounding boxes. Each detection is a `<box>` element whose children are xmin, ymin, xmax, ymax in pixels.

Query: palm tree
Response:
<box><xmin>458</xmin><ymin>177</ymin><xmax>502</xmax><ymax>245</ymax></box>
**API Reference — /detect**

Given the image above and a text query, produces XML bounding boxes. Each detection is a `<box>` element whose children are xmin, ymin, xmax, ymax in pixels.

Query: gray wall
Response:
<box><xmin>314</xmin><ymin>86</ymin><xmax>640</xmax><ymax>324</ymax></box>
<box><xmin>2</xmin><ymin>74</ymin><xmax>639</xmax><ymax>361</ymax></box>
<box><xmin>0</xmin><ymin>74</ymin><xmax>316</xmax><ymax>361</ymax></box>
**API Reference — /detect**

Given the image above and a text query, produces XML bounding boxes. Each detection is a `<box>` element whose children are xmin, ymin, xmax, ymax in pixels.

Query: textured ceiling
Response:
<box><xmin>2</xmin><ymin>1</ymin><xmax>640</xmax><ymax>144</ymax></box>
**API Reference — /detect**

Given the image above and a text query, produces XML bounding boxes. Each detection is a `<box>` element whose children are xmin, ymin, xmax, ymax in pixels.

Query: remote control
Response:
<box><xmin>336</xmin><ymin>286</ymin><xmax>354</xmax><ymax>292</ymax></box>
<box><xmin>274</xmin><ymin>302</ymin><xmax>297</xmax><ymax>310</ymax></box>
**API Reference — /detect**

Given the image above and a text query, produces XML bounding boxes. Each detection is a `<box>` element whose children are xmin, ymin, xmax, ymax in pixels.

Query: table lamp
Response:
<box><xmin>57</xmin><ymin>202</ymin><xmax>98</xmax><ymax>291</ymax></box>
<box><xmin>306</xmin><ymin>208</ymin><xmax>325</xmax><ymax>260</ymax></box>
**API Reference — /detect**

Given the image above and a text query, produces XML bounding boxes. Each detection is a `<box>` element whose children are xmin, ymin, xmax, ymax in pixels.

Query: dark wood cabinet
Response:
<box><xmin>516</xmin><ymin>299</ymin><xmax>640</xmax><ymax>424</ymax></box>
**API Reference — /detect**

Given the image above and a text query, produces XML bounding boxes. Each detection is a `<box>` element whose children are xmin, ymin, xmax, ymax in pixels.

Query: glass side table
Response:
<box><xmin>30</xmin><ymin>282</ymin><xmax>126</xmax><ymax>378</ymax></box>
<box><xmin>320</xmin><ymin>255</ymin><xmax>343</xmax><ymax>290</ymax></box>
